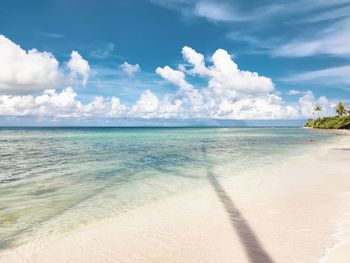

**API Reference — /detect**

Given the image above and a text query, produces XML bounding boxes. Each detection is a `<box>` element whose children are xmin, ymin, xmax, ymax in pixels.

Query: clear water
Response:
<box><xmin>0</xmin><ymin>127</ymin><xmax>335</xmax><ymax>249</ymax></box>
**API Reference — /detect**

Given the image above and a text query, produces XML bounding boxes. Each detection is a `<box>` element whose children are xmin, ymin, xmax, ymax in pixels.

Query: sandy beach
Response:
<box><xmin>1</xmin><ymin>133</ymin><xmax>350</xmax><ymax>263</ymax></box>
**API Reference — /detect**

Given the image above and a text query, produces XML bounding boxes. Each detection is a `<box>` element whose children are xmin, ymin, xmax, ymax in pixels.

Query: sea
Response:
<box><xmin>0</xmin><ymin>127</ymin><xmax>336</xmax><ymax>249</ymax></box>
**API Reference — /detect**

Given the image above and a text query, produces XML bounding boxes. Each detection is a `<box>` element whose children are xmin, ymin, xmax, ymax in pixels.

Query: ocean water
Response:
<box><xmin>0</xmin><ymin>127</ymin><xmax>335</xmax><ymax>249</ymax></box>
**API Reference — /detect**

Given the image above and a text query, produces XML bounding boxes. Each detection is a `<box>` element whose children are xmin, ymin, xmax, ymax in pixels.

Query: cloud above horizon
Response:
<box><xmin>0</xmin><ymin>88</ymin><xmax>126</xmax><ymax>118</ymax></box>
<box><xmin>0</xmin><ymin>35</ymin><xmax>61</xmax><ymax>94</ymax></box>
<box><xmin>120</xmin><ymin>62</ymin><xmax>141</xmax><ymax>76</ymax></box>
<box><xmin>67</xmin><ymin>51</ymin><xmax>91</xmax><ymax>86</ymax></box>
<box><xmin>0</xmin><ymin>35</ymin><xmax>91</xmax><ymax>94</ymax></box>
<box><xmin>0</xmin><ymin>35</ymin><xmax>339</xmax><ymax>120</ymax></box>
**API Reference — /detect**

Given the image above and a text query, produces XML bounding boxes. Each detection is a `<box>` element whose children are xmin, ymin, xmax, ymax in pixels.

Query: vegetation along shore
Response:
<box><xmin>305</xmin><ymin>102</ymin><xmax>350</xmax><ymax>129</ymax></box>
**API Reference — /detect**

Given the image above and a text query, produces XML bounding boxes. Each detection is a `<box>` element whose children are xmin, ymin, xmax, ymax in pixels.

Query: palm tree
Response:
<box><xmin>336</xmin><ymin>102</ymin><xmax>347</xmax><ymax>116</ymax></box>
<box><xmin>314</xmin><ymin>105</ymin><xmax>322</xmax><ymax>118</ymax></box>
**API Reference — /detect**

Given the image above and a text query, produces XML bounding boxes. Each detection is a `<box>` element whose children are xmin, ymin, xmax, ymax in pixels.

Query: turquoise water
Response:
<box><xmin>0</xmin><ymin>127</ymin><xmax>335</xmax><ymax>249</ymax></box>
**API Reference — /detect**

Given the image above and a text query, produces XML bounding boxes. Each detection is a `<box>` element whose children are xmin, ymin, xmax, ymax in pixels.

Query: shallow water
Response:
<box><xmin>0</xmin><ymin>127</ymin><xmax>335</xmax><ymax>249</ymax></box>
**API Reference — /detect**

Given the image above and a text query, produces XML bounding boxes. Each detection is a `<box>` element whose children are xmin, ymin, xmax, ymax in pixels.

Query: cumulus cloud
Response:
<box><xmin>0</xmin><ymin>39</ymin><xmax>336</xmax><ymax>120</ymax></box>
<box><xmin>129</xmin><ymin>90</ymin><xmax>184</xmax><ymax>119</ymax></box>
<box><xmin>159</xmin><ymin>47</ymin><xmax>276</xmax><ymax>116</ymax></box>
<box><xmin>0</xmin><ymin>35</ymin><xmax>92</xmax><ymax>95</ymax></box>
<box><xmin>208</xmin><ymin>49</ymin><xmax>274</xmax><ymax>96</ymax></box>
<box><xmin>67</xmin><ymin>51</ymin><xmax>90</xmax><ymax>86</ymax></box>
<box><xmin>130</xmin><ymin>89</ymin><xmax>159</xmax><ymax>115</ymax></box>
<box><xmin>298</xmin><ymin>91</ymin><xmax>317</xmax><ymax>117</ymax></box>
<box><xmin>82</xmin><ymin>96</ymin><xmax>126</xmax><ymax>117</ymax></box>
<box><xmin>213</xmin><ymin>94</ymin><xmax>299</xmax><ymax>119</ymax></box>
<box><xmin>298</xmin><ymin>91</ymin><xmax>335</xmax><ymax>117</ymax></box>
<box><xmin>153</xmin><ymin>47</ymin><xmax>336</xmax><ymax>119</ymax></box>
<box><xmin>0</xmin><ymin>88</ymin><xmax>126</xmax><ymax>118</ymax></box>
<box><xmin>0</xmin><ymin>35</ymin><xmax>61</xmax><ymax>94</ymax></box>
<box><xmin>159</xmin><ymin>47</ymin><xmax>274</xmax><ymax>96</ymax></box>
<box><xmin>0</xmin><ymin>87</ymin><xmax>329</xmax><ymax>120</ymax></box>
<box><xmin>181</xmin><ymin>46</ymin><xmax>208</xmax><ymax>76</ymax></box>
<box><xmin>156</xmin><ymin>66</ymin><xmax>193</xmax><ymax>89</ymax></box>
<box><xmin>120</xmin><ymin>62</ymin><xmax>141</xmax><ymax>76</ymax></box>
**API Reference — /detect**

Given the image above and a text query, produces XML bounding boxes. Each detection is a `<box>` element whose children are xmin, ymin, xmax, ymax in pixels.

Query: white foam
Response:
<box><xmin>318</xmin><ymin>193</ymin><xmax>350</xmax><ymax>263</ymax></box>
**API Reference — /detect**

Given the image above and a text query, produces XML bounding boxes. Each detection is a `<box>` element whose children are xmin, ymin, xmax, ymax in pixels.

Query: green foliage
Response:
<box><xmin>304</xmin><ymin>116</ymin><xmax>350</xmax><ymax>129</ymax></box>
<box><xmin>336</xmin><ymin>102</ymin><xmax>348</xmax><ymax>116</ymax></box>
<box><xmin>305</xmin><ymin>118</ymin><xmax>314</xmax><ymax>127</ymax></box>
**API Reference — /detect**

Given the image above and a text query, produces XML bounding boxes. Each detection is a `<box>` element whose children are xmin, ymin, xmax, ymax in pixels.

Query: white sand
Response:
<box><xmin>1</xmin><ymin>135</ymin><xmax>350</xmax><ymax>263</ymax></box>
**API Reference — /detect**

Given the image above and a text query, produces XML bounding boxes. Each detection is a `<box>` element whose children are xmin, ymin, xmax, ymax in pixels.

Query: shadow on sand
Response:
<box><xmin>201</xmin><ymin>146</ymin><xmax>275</xmax><ymax>263</ymax></box>
<box><xmin>333</xmin><ymin>148</ymin><xmax>350</xmax><ymax>151</ymax></box>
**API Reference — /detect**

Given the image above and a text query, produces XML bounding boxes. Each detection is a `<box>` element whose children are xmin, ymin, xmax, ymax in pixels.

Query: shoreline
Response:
<box><xmin>318</xmin><ymin>211</ymin><xmax>350</xmax><ymax>263</ymax></box>
<box><xmin>1</xmin><ymin>134</ymin><xmax>350</xmax><ymax>263</ymax></box>
<box><xmin>303</xmin><ymin>126</ymin><xmax>350</xmax><ymax>134</ymax></box>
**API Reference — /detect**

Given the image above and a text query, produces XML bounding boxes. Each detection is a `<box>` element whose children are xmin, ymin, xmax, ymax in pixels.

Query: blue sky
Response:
<box><xmin>0</xmin><ymin>0</ymin><xmax>349</xmax><ymax>124</ymax></box>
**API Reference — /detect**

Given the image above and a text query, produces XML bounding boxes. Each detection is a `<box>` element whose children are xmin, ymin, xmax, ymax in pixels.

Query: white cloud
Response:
<box><xmin>273</xmin><ymin>18</ymin><xmax>350</xmax><ymax>57</ymax></box>
<box><xmin>300</xmin><ymin>5</ymin><xmax>350</xmax><ymax>23</ymax></box>
<box><xmin>0</xmin><ymin>87</ymin><xmax>329</xmax><ymax>120</ymax></box>
<box><xmin>152</xmin><ymin>46</ymin><xmax>345</xmax><ymax>119</ymax></box>
<box><xmin>67</xmin><ymin>51</ymin><xmax>90</xmax><ymax>86</ymax></box>
<box><xmin>151</xmin><ymin>0</ymin><xmax>350</xmax><ymax>24</ymax></box>
<box><xmin>153</xmin><ymin>47</ymin><xmax>313</xmax><ymax>119</ymax></box>
<box><xmin>0</xmin><ymin>35</ymin><xmax>92</xmax><ymax>95</ymax></box>
<box><xmin>287</xmin><ymin>89</ymin><xmax>302</xmax><ymax>95</ymax></box>
<box><xmin>120</xmin><ymin>62</ymin><xmax>141</xmax><ymax>76</ymax></box>
<box><xmin>90</xmin><ymin>43</ymin><xmax>115</xmax><ymax>59</ymax></box>
<box><xmin>282</xmin><ymin>65</ymin><xmax>350</xmax><ymax>86</ymax></box>
<box><xmin>157</xmin><ymin>96</ymin><xmax>184</xmax><ymax>118</ymax></box>
<box><xmin>226</xmin><ymin>14</ymin><xmax>350</xmax><ymax>58</ymax></box>
<box><xmin>156</xmin><ymin>65</ymin><xmax>193</xmax><ymax>89</ymax></box>
<box><xmin>150</xmin><ymin>0</ymin><xmax>280</xmax><ymax>24</ymax></box>
<box><xmin>299</xmin><ymin>91</ymin><xmax>316</xmax><ymax>117</ymax></box>
<box><xmin>181</xmin><ymin>46</ymin><xmax>208</xmax><ymax>75</ymax></box>
<box><xmin>151</xmin><ymin>0</ymin><xmax>350</xmax><ymax>59</ymax></box>
<box><xmin>130</xmin><ymin>89</ymin><xmax>159</xmax><ymax>116</ymax></box>
<box><xmin>0</xmin><ymin>35</ymin><xmax>61</xmax><ymax>94</ymax></box>
<box><xmin>155</xmin><ymin>63</ymin><xmax>206</xmax><ymax>114</ymax></box>
<box><xmin>82</xmin><ymin>96</ymin><xmax>126</xmax><ymax>117</ymax></box>
<box><xmin>193</xmin><ymin>1</ymin><xmax>250</xmax><ymax>22</ymax></box>
<box><xmin>298</xmin><ymin>91</ymin><xmax>336</xmax><ymax>117</ymax></box>
<box><xmin>0</xmin><ymin>88</ymin><xmax>80</xmax><ymax>117</ymax></box>
<box><xmin>161</xmin><ymin>47</ymin><xmax>274</xmax><ymax>97</ymax></box>
<box><xmin>0</xmin><ymin>88</ymin><xmax>126</xmax><ymax>118</ymax></box>
<box><xmin>152</xmin><ymin>0</ymin><xmax>350</xmax><ymax>53</ymax></box>
<box><xmin>130</xmin><ymin>90</ymin><xmax>184</xmax><ymax>119</ymax></box>
<box><xmin>0</xmin><ymin>40</ymin><xmax>338</xmax><ymax>120</ymax></box>
<box><xmin>213</xmin><ymin>94</ymin><xmax>299</xmax><ymax>119</ymax></box>
<box><xmin>208</xmin><ymin>49</ymin><xmax>275</xmax><ymax>96</ymax></box>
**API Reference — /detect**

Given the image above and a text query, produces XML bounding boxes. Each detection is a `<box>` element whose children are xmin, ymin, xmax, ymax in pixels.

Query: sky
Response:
<box><xmin>0</xmin><ymin>0</ymin><xmax>349</xmax><ymax>125</ymax></box>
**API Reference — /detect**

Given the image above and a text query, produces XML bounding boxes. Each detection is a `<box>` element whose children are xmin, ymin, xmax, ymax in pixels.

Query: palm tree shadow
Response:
<box><xmin>201</xmin><ymin>146</ymin><xmax>275</xmax><ymax>263</ymax></box>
